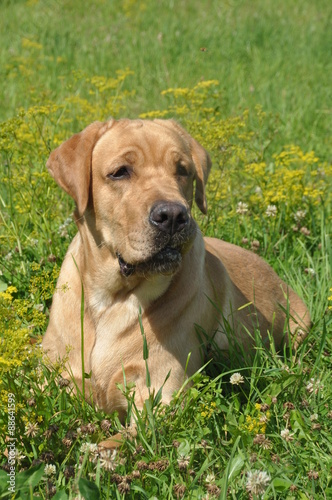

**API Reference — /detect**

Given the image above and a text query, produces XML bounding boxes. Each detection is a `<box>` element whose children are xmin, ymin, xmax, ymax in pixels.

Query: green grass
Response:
<box><xmin>0</xmin><ymin>0</ymin><xmax>331</xmax><ymax>498</ymax></box>
<box><xmin>1</xmin><ymin>0</ymin><xmax>331</xmax><ymax>155</ymax></box>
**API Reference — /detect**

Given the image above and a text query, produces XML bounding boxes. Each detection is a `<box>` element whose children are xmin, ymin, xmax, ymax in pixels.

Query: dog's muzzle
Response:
<box><xmin>117</xmin><ymin>201</ymin><xmax>195</xmax><ymax>278</ymax></box>
<box><xmin>149</xmin><ymin>201</ymin><xmax>189</xmax><ymax>236</ymax></box>
<box><xmin>117</xmin><ymin>247</ymin><xmax>182</xmax><ymax>277</ymax></box>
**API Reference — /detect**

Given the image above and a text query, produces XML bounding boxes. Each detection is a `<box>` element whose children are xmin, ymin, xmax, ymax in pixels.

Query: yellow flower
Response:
<box><xmin>21</xmin><ymin>38</ymin><xmax>43</xmax><ymax>50</ymax></box>
<box><xmin>0</xmin><ymin>286</ymin><xmax>17</xmax><ymax>302</ymax></box>
<box><xmin>328</xmin><ymin>289</ymin><xmax>332</xmax><ymax>310</ymax></box>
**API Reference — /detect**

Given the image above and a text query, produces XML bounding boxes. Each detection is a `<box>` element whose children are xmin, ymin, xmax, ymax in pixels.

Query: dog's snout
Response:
<box><xmin>149</xmin><ymin>202</ymin><xmax>189</xmax><ymax>235</ymax></box>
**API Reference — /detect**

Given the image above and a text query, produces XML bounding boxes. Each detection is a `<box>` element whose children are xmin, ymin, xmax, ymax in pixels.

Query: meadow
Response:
<box><xmin>0</xmin><ymin>0</ymin><xmax>331</xmax><ymax>498</ymax></box>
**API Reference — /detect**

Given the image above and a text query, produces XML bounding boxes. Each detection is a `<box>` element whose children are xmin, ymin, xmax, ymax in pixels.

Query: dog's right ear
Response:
<box><xmin>47</xmin><ymin>121</ymin><xmax>108</xmax><ymax>216</ymax></box>
<box><xmin>153</xmin><ymin>119</ymin><xmax>212</xmax><ymax>214</ymax></box>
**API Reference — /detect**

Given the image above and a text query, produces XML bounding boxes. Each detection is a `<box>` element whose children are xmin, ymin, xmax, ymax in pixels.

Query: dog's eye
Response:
<box><xmin>176</xmin><ymin>164</ymin><xmax>189</xmax><ymax>177</ymax></box>
<box><xmin>107</xmin><ymin>167</ymin><xmax>131</xmax><ymax>180</ymax></box>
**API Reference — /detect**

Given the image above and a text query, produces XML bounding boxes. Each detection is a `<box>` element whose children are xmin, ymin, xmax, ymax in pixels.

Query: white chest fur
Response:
<box><xmin>89</xmin><ymin>273</ymin><xmax>173</xmax><ymax>386</ymax></box>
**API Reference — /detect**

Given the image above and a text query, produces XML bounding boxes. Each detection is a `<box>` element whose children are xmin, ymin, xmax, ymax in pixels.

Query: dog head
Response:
<box><xmin>47</xmin><ymin>119</ymin><xmax>211</xmax><ymax>277</ymax></box>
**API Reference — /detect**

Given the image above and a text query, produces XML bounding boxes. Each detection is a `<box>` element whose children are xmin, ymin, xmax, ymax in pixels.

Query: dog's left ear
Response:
<box><xmin>47</xmin><ymin>121</ymin><xmax>108</xmax><ymax>216</ymax></box>
<box><xmin>190</xmin><ymin>135</ymin><xmax>212</xmax><ymax>214</ymax></box>
<box><xmin>154</xmin><ymin>119</ymin><xmax>212</xmax><ymax>214</ymax></box>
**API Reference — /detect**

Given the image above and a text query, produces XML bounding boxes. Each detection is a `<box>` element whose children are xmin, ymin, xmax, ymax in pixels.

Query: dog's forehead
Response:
<box><xmin>93</xmin><ymin>120</ymin><xmax>191</xmax><ymax>162</ymax></box>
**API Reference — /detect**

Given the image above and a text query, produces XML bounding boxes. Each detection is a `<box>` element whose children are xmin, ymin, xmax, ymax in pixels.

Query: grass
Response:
<box><xmin>1</xmin><ymin>0</ymin><xmax>331</xmax><ymax>154</ymax></box>
<box><xmin>0</xmin><ymin>0</ymin><xmax>331</xmax><ymax>498</ymax></box>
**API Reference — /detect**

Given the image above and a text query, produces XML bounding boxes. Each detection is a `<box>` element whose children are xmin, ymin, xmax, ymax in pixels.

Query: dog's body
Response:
<box><xmin>43</xmin><ymin>119</ymin><xmax>310</xmax><ymax>419</ymax></box>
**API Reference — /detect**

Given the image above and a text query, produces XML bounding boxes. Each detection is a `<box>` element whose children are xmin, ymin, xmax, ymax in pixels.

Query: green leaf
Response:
<box><xmin>290</xmin><ymin>410</ymin><xmax>308</xmax><ymax>439</ymax></box>
<box><xmin>226</xmin><ymin>454</ymin><xmax>244</xmax><ymax>483</ymax></box>
<box><xmin>51</xmin><ymin>491</ymin><xmax>69</xmax><ymax>500</ymax></box>
<box><xmin>14</xmin><ymin>492</ymin><xmax>41</xmax><ymax>500</ymax></box>
<box><xmin>178</xmin><ymin>439</ymin><xmax>191</xmax><ymax>457</ymax></box>
<box><xmin>189</xmin><ymin>388</ymin><xmax>199</xmax><ymax>399</ymax></box>
<box><xmin>0</xmin><ymin>281</ymin><xmax>7</xmax><ymax>292</ymax></box>
<box><xmin>0</xmin><ymin>470</ymin><xmax>9</xmax><ymax>494</ymax></box>
<box><xmin>298</xmin><ymin>493</ymin><xmax>311</xmax><ymax>499</ymax></box>
<box><xmin>15</xmin><ymin>463</ymin><xmax>45</xmax><ymax>490</ymax></box>
<box><xmin>130</xmin><ymin>484</ymin><xmax>150</xmax><ymax>496</ymax></box>
<box><xmin>273</xmin><ymin>477</ymin><xmax>293</xmax><ymax>491</ymax></box>
<box><xmin>219</xmin><ymin>436</ymin><xmax>243</xmax><ymax>499</ymax></box>
<box><xmin>264</xmin><ymin>375</ymin><xmax>298</xmax><ymax>398</ymax></box>
<box><xmin>78</xmin><ymin>478</ymin><xmax>101</xmax><ymax>500</ymax></box>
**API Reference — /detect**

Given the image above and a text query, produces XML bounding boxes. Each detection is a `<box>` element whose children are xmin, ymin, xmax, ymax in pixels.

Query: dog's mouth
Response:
<box><xmin>117</xmin><ymin>246</ymin><xmax>183</xmax><ymax>278</ymax></box>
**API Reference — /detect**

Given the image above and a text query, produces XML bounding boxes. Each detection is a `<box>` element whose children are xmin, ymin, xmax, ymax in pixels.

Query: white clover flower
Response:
<box><xmin>80</xmin><ymin>442</ymin><xmax>100</xmax><ymax>464</ymax></box>
<box><xmin>58</xmin><ymin>216</ymin><xmax>73</xmax><ymax>236</ymax></box>
<box><xmin>306</xmin><ymin>378</ymin><xmax>324</xmax><ymax>395</ymax></box>
<box><xmin>24</xmin><ymin>422</ymin><xmax>39</xmax><ymax>438</ymax></box>
<box><xmin>177</xmin><ymin>455</ymin><xmax>190</xmax><ymax>469</ymax></box>
<box><xmin>44</xmin><ymin>464</ymin><xmax>56</xmax><ymax>476</ymax></box>
<box><xmin>205</xmin><ymin>473</ymin><xmax>216</xmax><ymax>484</ymax></box>
<box><xmin>89</xmin><ymin>443</ymin><xmax>98</xmax><ymax>454</ymax></box>
<box><xmin>230</xmin><ymin>373</ymin><xmax>244</xmax><ymax>385</ymax></box>
<box><xmin>305</xmin><ymin>268</ymin><xmax>316</xmax><ymax>276</ymax></box>
<box><xmin>246</xmin><ymin>470</ymin><xmax>271</xmax><ymax>496</ymax></box>
<box><xmin>80</xmin><ymin>442</ymin><xmax>90</xmax><ymax>454</ymax></box>
<box><xmin>306</xmin><ymin>380</ymin><xmax>314</xmax><ymax>393</ymax></box>
<box><xmin>280</xmin><ymin>428</ymin><xmax>294</xmax><ymax>441</ymax></box>
<box><xmin>236</xmin><ymin>202</ymin><xmax>249</xmax><ymax>215</ymax></box>
<box><xmin>64</xmin><ymin>216</ymin><xmax>72</xmax><ymax>225</ymax></box>
<box><xmin>293</xmin><ymin>209</ymin><xmax>306</xmax><ymax>223</ymax></box>
<box><xmin>99</xmin><ymin>448</ymin><xmax>117</xmax><ymax>471</ymax></box>
<box><xmin>15</xmin><ymin>450</ymin><xmax>26</xmax><ymax>464</ymax></box>
<box><xmin>265</xmin><ymin>204</ymin><xmax>277</xmax><ymax>217</ymax></box>
<box><xmin>4</xmin><ymin>252</ymin><xmax>12</xmax><ymax>261</ymax></box>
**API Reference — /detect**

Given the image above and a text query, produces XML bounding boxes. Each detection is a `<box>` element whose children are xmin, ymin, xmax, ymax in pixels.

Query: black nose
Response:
<box><xmin>149</xmin><ymin>202</ymin><xmax>189</xmax><ymax>235</ymax></box>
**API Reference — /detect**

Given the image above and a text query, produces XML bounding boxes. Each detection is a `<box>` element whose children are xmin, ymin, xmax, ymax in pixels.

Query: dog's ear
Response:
<box><xmin>47</xmin><ymin>121</ymin><xmax>107</xmax><ymax>216</ymax></box>
<box><xmin>190</xmin><ymin>135</ymin><xmax>212</xmax><ymax>214</ymax></box>
<box><xmin>154</xmin><ymin>119</ymin><xmax>212</xmax><ymax>214</ymax></box>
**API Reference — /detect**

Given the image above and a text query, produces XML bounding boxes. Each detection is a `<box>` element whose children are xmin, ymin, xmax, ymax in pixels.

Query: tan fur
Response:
<box><xmin>43</xmin><ymin>119</ymin><xmax>310</xmax><ymax>422</ymax></box>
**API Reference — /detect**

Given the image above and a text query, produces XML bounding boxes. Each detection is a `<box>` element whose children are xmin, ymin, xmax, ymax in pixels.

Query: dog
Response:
<box><xmin>43</xmin><ymin>118</ymin><xmax>310</xmax><ymax>422</ymax></box>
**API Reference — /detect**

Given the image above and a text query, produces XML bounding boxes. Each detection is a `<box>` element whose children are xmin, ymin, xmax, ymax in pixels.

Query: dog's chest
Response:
<box><xmin>91</xmin><ymin>292</ymin><xmax>139</xmax><ymax>348</ymax></box>
<box><xmin>88</xmin><ymin>273</ymin><xmax>174</xmax><ymax>386</ymax></box>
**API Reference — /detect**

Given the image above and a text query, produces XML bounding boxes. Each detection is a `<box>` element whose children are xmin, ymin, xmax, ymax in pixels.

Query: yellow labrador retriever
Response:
<box><xmin>43</xmin><ymin>119</ymin><xmax>310</xmax><ymax>420</ymax></box>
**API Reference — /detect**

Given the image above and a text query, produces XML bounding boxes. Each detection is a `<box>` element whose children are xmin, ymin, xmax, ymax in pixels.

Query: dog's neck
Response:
<box><xmin>74</xmin><ymin>214</ymin><xmax>175</xmax><ymax>319</ymax></box>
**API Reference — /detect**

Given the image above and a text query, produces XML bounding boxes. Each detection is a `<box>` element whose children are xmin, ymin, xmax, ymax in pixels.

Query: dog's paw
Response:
<box><xmin>98</xmin><ymin>433</ymin><xmax>124</xmax><ymax>450</ymax></box>
<box><xmin>98</xmin><ymin>425</ymin><xmax>137</xmax><ymax>450</ymax></box>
